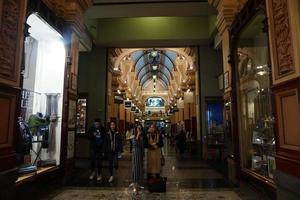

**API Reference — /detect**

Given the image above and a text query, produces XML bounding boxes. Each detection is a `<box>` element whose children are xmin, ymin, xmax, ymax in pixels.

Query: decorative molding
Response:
<box><xmin>0</xmin><ymin>0</ymin><xmax>26</xmax><ymax>87</ymax></box>
<box><xmin>269</xmin><ymin>0</ymin><xmax>294</xmax><ymax>79</ymax></box>
<box><xmin>41</xmin><ymin>0</ymin><xmax>93</xmax><ymax>36</ymax></box>
<box><xmin>273</xmin><ymin>78</ymin><xmax>300</xmax><ymax>178</ymax></box>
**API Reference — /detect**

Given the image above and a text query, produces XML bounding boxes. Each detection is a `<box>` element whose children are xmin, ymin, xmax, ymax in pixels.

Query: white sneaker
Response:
<box><xmin>129</xmin><ymin>182</ymin><xmax>134</xmax><ymax>187</ymax></box>
<box><xmin>89</xmin><ymin>171</ymin><xmax>95</xmax><ymax>180</ymax></box>
<box><xmin>108</xmin><ymin>176</ymin><xmax>114</xmax><ymax>183</ymax></box>
<box><xmin>97</xmin><ymin>174</ymin><xmax>102</xmax><ymax>181</ymax></box>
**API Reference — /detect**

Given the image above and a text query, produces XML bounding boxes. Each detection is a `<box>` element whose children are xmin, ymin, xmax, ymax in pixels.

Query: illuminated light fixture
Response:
<box><xmin>189</xmin><ymin>65</ymin><xmax>193</xmax><ymax>70</ymax></box>
<box><xmin>151</xmin><ymin>51</ymin><xmax>158</xmax><ymax>57</ymax></box>
<box><xmin>124</xmin><ymin>80</ymin><xmax>127</xmax><ymax>84</ymax></box>
<box><xmin>257</xmin><ymin>71</ymin><xmax>267</xmax><ymax>76</ymax></box>
<box><xmin>256</xmin><ymin>65</ymin><xmax>263</xmax><ymax>69</ymax></box>
<box><xmin>117</xmin><ymin>89</ymin><xmax>121</xmax><ymax>94</ymax></box>
<box><xmin>153</xmin><ymin>75</ymin><xmax>157</xmax><ymax>79</ymax></box>
<box><xmin>187</xmin><ymin>88</ymin><xmax>191</xmax><ymax>93</ymax></box>
<box><xmin>182</xmin><ymin>79</ymin><xmax>186</xmax><ymax>83</ymax></box>
<box><xmin>153</xmin><ymin>82</ymin><xmax>156</xmax><ymax>86</ymax></box>
<box><xmin>113</xmin><ymin>67</ymin><xmax>119</xmax><ymax>71</ymax></box>
<box><xmin>152</xmin><ymin>65</ymin><xmax>158</xmax><ymax>70</ymax></box>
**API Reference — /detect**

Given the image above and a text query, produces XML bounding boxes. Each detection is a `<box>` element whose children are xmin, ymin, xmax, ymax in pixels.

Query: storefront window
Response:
<box><xmin>17</xmin><ymin>13</ymin><xmax>65</xmax><ymax>179</ymax></box>
<box><xmin>236</xmin><ymin>11</ymin><xmax>276</xmax><ymax>179</ymax></box>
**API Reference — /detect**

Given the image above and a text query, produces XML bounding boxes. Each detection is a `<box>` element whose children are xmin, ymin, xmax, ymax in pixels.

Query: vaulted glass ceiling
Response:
<box><xmin>131</xmin><ymin>49</ymin><xmax>177</xmax><ymax>89</ymax></box>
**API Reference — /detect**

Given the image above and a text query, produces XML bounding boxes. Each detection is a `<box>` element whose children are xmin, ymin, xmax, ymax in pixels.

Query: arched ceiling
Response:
<box><xmin>108</xmin><ymin>47</ymin><xmax>198</xmax><ymax>110</ymax></box>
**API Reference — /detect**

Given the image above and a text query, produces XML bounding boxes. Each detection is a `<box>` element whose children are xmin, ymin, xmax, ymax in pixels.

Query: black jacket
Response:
<box><xmin>105</xmin><ymin>129</ymin><xmax>123</xmax><ymax>154</ymax></box>
<box><xmin>88</xmin><ymin>125</ymin><xmax>106</xmax><ymax>152</ymax></box>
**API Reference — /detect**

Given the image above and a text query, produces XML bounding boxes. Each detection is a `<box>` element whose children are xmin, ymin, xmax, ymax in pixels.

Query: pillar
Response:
<box><xmin>208</xmin><ymin>0</ymin><xmax>245</xmax><ymax>185</ymax></box>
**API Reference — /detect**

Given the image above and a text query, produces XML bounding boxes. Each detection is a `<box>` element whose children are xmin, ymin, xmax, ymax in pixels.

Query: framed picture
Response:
<box><xmin>68</xmin><ymin>99</ymin><xmax>77</xmax><ymax>129</ymax></box>
<box><xmin>224</xmin><ymin>71</ymin><xmax>229</xmax><ymax>89</ymax></box>
<box><xmin>67</xmin><ymin>131</ymin><xmax>75</xmax><ymax>159</ymax></box>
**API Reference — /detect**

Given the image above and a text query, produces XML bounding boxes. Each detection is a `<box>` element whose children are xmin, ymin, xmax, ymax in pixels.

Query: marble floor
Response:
<box><xmin>40</xmin><ymin>141</ymin><xmax>270</xmax><ymax>200</ymax></box>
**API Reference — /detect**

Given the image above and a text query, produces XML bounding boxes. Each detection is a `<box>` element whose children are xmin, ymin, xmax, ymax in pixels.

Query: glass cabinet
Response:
<box><xmin>234</xmin><ymin>9</ymin><xmax>276</xmax><ymax>179</ymax></box>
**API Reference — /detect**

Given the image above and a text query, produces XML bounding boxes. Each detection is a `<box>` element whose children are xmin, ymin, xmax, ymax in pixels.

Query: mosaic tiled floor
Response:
<box><xmin>39</xmin><ymin>141</ymin><xmax>270</xmax><ymax>200</ymax></box>
<box><xmin>48</xmin><ymin>187</ymin><xmax>242</xmax><ymax>200</ymax></box>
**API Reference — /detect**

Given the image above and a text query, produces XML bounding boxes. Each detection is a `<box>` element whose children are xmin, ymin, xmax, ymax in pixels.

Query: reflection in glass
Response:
<box><xmin>236</xmin><ymin>11</ymin><xmax>275</xmax><ymax>179</ymax></box>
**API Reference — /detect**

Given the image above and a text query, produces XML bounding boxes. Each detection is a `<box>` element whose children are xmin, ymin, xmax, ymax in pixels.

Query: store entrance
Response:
<box><xmin>16</xmin><ymin>13</ymin><xmax>66</xmax><ymax>183</ymax></box>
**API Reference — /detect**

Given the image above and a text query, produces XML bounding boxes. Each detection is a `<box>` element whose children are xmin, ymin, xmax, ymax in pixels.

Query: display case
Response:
<box><xmin>232</xmin><ymin>5</ymin><xmax>276</xmax><ymax>180</ymax></box>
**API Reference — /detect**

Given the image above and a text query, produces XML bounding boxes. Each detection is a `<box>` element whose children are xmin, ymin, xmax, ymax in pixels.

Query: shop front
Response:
<box><xmin>229</xmin><ymin>0</ymin><xmax>276</xmax><ymax>195</ymax></box>
<box><xmin>0</xmin><ymin>0</ymin><xmax>92</xmax><ymax>199</ymax></box>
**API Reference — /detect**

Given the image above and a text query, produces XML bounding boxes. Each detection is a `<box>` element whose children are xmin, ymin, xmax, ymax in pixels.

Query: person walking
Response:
<box><xmin>145</xmin><ymin>123</ymin><xmax>164</xmax><ymax>180</ymax></box>
<box><xmin>130</xmin><ymin>124</ymin><xmax>145</xmax><ymax>189</ymax></box>
<box><xmin>126</xmin><ymin>124</ymin><xmax>134</xmax><ymax>152</ymax></box>
<box><xmin>106</xmin><ymin>121</ymin><xmax>123</xmax><ymax>183</ymax></box>
<box><xmin>88</xmin><ymin>118</ymin><xmax>106</xmax><ymax>181</ymax></box>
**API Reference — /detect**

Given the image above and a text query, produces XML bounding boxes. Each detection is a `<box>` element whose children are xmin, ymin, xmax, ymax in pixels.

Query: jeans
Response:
<box><xmin>90</xmin><ymin>149</ymin><xmax>103</xmax><ymax>174</ymax></box>
<box><xmin>108</xmin><ymin>151</ymin><xmax>119</xmax><ymax>176</ymax></box>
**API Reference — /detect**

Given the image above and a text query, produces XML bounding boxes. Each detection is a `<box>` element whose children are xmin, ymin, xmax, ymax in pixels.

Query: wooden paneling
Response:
<box><xmin>0</xmin><ymin>92</ymin><xmax>16</xmax><ymax>149</ymax></box>
<box><xmin>0</xmin><ymin>0</ymin><xmax>27</xmax><ymax>87</ymax></box>
<box><xmin>273</xmin><ymin>78</ymin><xmax>300</xmax><ymax>177</ymax></box>
<box><xmin>276</xmin><ymin>89</ymin><xmax>300</xmax><ymax>150</ymax></box>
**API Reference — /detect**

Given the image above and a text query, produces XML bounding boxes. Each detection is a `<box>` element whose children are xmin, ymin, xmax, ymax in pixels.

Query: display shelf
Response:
<box><xmin>15</xmin><ymin>166</ymin><xmax>58</xmax><ymax>186</ymax></box>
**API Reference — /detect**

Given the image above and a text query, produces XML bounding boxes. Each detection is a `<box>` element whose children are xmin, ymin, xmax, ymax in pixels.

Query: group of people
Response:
<box><xmin>88</xmin><ymin>118</ymin><xmax>164</xmax><ymax>189</ymax></box>
<box><xmin>88</xmin><ymin>119</ymin><xmax>122</xmax><ymax>183</ymax></box>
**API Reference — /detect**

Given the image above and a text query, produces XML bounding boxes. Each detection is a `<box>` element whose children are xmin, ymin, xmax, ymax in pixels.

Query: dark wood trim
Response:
<box><xmin>275</xmin><ymin>155</ymin><xmax>300</xmax><ymax>178</ymax></box>
<box><xmin>271</xmin><ymin>77</ymin><xmax>300</xmax><ymax>91</ymax></box>
<box><xmin>241</xmin><ymin>168</ymin><xmax>277</xmax><ymax>196</ymax></box>
<box><xmin>93</xmin><ymin>0</ymin><xmax>207</xmax><ymax>6</ymax></box>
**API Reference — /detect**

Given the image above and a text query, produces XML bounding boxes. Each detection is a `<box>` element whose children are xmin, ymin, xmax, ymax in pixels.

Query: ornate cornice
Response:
<box><xmin>209</xmin><ymin>0</ymin><xmax>246</xmax><ymax>35</ymax></box>
<box><xmin>42</xmin><ymin>0</ymin><xmax>93</xmax><ymax>36</ymax></box>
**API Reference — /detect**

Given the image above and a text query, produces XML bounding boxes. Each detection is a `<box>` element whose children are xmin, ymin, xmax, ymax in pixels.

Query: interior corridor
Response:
<box><xmin>2</xmin><ymin>1</ymin><xmax>300</xmax><ymax>200</ymax></box>
<box><xmin>33</xmin><ymin>141</ymin><xmax>268</xmax><ymax>200</ymax></box>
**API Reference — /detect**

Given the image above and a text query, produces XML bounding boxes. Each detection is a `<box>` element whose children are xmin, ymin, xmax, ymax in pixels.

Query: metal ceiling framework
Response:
<box><xmin>131</xmin><ymin>49</ymin><xmax>176</xmax><ymax>89</ymax></box>
<box><xmin>108</xmin><ymin>47</ymin><xmax>197</xmax><ymax>111</ymax></box>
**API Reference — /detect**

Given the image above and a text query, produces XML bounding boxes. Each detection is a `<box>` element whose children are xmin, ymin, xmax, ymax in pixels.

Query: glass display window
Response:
<box><xmin>234</xmin><ymin>10</ymin><xmax>275</xmax><ymax>179</ymax></box>
<box><xmin>16</xmin><ymin>13</ymin><xmax>66</xmax><ymax>181</ymax></box>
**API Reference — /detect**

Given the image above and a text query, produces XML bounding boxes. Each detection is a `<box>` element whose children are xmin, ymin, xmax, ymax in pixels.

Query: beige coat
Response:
<box><xmin>147</xmin><ymin>133</ymin><xmax>162</xmax><ymax>174</ymax></box>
